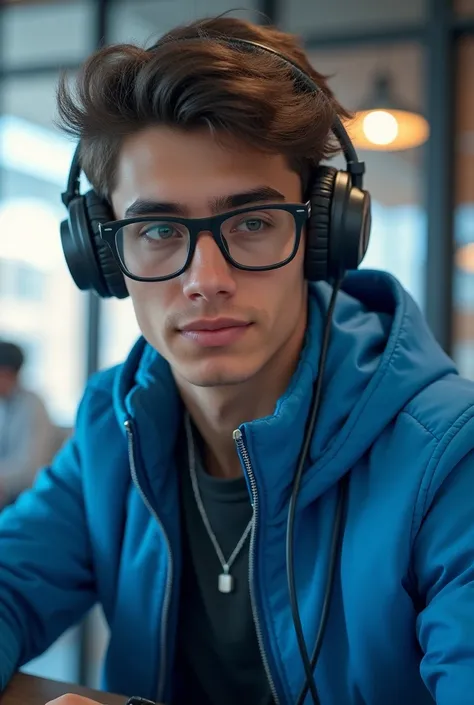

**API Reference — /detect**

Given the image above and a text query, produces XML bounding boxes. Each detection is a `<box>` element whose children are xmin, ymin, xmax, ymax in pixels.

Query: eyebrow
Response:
<box><xmin>124</xmin><ymin>186</ymin><xmax>286</xmax><ymax>218</ymax></box>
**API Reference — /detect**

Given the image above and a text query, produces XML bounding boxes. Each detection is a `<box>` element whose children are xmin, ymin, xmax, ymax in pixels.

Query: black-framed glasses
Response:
<box><xmin>98</xmin><ymin>202</ymin><xmax>311</xmax><ymax>282</ymax></box>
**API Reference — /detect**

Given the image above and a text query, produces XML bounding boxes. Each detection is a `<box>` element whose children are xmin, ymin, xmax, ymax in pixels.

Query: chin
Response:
<box><xmin>175</xmin><ymin>358</ymin><xmax>260</xmax><ymax>388</ymax></box>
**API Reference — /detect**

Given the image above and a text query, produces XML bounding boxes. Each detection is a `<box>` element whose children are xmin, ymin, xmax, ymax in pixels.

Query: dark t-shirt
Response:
<box><xmin>173</xmin><ymin>422</ymin><xmax>272</xmax><ymax>705</ymax></box>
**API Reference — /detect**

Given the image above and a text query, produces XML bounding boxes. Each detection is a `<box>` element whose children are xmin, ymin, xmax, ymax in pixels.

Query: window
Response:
<box><xmin>100</xmin><ymin>297</ymin><xmax>141</xmax><ymax>369</ymax></box>
<box><xmin>453</xmin><ymin>38</ymin><xmax>474</xmax><ymax>379</ymax></box>
<box><xmin>309</xmin><ymin>43</ymin><xmax>427</xmax><ymax>310</ymax></box>
<box><xmin>0</xmin><ymin>259</ymin><xmax>45</xmax><ymax>301</ymax></box>
<box><xmin>282</xmin><ymin>0</ymin><xmax>426</xmax><ymax>36</ymax></box>
<box><xmin>0</xmin><ymin>74</ymin><xmax>86</xmax><ymax>426</ymax></box>
<box><xmin>0</xmin><ymin>0</ymin><xmax>93</xmax><ymax>682</ymax></box>
<box><xmin>2</xmin><ymin>0</ymin><xmax>94</xmax><ymax>70</ymax></box>
<box><xmin>108</xmin><ymin>0</ymin><xmax>259</xmax><ymax>44</ymax></box>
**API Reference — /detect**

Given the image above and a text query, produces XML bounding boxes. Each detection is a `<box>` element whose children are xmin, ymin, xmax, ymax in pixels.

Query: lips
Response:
<box><xmin>179</xmin><ymin>318</ymin><xmax>251</xmax><ymax>347</ymax></box>
<box><xmin>180</xmin><ymin>318</ymin><xmax>249</xmax><ymax>332</ymax></box>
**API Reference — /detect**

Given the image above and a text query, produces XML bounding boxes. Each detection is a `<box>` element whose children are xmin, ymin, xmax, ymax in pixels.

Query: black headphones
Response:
<box><xmin>60</xmin><ymin>37</ymin><xmax>371</xmax><ymax>300</ymax></box>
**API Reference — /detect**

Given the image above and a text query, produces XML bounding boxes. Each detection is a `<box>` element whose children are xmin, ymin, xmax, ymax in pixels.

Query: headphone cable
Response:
<box><xmin>285</xmin><ymin>277</ymin><xmax>344</xmax><ymax>705</ymax></box>
<box><xmin>295</xmin><ymin>474</ymin><xmax>348</xmax><ymax>705</ymax></box>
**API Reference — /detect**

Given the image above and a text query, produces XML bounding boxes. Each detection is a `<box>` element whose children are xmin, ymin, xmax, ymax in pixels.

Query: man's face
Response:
<box><xmin>0</xmin><ymin>368</ymin><xmax>18</xmax><ymax>398</ymax></box>
<box><xmin>111</xmin><ymin>126</ymin><xmax>308</xmax><ymax>389</ymax></box>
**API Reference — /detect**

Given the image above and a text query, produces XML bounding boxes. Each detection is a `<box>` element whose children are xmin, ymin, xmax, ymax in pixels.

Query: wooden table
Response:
<box><xmin>0</xmin><ymin>673</ymin><xmax>126</xmax><ymax>705</ymax></box>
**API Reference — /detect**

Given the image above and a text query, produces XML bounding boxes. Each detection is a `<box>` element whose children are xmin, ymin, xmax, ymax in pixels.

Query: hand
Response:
<box><xmin>46</xmin><ymin>695</ymin><xmax>104</xmax><ymax>705</ymax></box>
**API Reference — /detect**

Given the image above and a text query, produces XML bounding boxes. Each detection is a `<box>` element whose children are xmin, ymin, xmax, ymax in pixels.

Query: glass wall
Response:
<box><xmin>282</xmin><ymin>0</ymin><xmax>426</xmax><ymax>34</ymax></box>
<box><xmin>100</xmin><ymin>297</ymin><xmax>140</xmax><ymax>368</ymax></box>
<box><xmin>0</xmin><ymin>74</ymin><xmax>86</xmax><ymax>426</ymax></box>
<box><xmin>309</xmin><ymin>44</ymin><xmax>427</xmax><ymax>310</ymax></box>
<box><xmin>2</xmin><ymin>1</ymin><xmax>94</xmax><ymax>70</ymax></box>
<box><xmin>0</xmin><ymin>0</ymin><xmax>96</xmax><ymax>686</ymax></box>
<box><xmin>453</xmin><ymin>37</ymin><xmax>474</xmax><ymax>378</ymax></box>
<box><xmin>108</xmin><ymin>0</ymin><xmax>259</xmax><ymax>44</ymax></box>
<box><xmin>0</xmin><ymin>1</ymin><xmax>97</xmax><ymax>428</ymax></box>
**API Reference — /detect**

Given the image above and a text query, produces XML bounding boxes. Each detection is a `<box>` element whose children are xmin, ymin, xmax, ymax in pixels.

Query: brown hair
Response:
<box><xmin>56</xmin><ymin>16</ymin><xmax>352</xmax><ymax>200</ymax></box>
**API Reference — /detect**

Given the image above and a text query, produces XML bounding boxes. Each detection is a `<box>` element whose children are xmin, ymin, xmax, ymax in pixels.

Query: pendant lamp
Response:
<box><xmin>348</xmin><ymin>72</ymin><xmax>430</xmax><ymax>151</ymax></box>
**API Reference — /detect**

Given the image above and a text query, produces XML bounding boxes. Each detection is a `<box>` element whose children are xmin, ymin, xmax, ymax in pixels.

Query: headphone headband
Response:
<box><xmin>60</xmin><ymin>34</ymin><xmax>371</xmax><ymax>298</ymax></box>
<box><xmin>61</xmin><ymin>36</ymin><xmax>365</xmax><ymax>208</ymax></box>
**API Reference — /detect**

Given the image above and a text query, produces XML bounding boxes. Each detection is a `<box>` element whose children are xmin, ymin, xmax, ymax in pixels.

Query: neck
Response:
<box><xmin>175</xmin><ymin>308</ymin><xmax>308</xmax><ymax>480</ymax></box>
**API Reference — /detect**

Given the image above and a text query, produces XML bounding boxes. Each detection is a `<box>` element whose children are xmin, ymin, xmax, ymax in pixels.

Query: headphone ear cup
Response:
<box><xmin>304</xmin><ymin>166</ymin><xmax>372</xmax><ymax>282</ymax></box>
<box><xmin>61</xmin><ymin>190</ymin><xmax>128</xmax><ymax>299</ymax></box>
<box><xmin>304</xmin><ymin>166</ymin><xmax>337</xmax><ymax>282</ymax></box>
<box><xmin>61</xmin><ymin>194</ymin><xmax>109</xmax><ymax>297</ymax></box>
<box><xmin>83</xmin><ymin>191</ymin><xmax>129</xmax><ymax>299</ymax></box>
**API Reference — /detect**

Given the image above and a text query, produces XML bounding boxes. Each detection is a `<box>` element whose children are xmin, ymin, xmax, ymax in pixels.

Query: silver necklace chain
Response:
<box><xmin>184</xmin><ymin>412</ymin><xmax>253</xmax><ymax>593</ymax></box>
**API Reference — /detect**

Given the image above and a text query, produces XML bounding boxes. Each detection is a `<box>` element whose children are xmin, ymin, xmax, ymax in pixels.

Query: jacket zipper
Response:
<box><xmin>233</xmin><ymin>428</ymin><xmax>281</xmax><ymax>705</ymax></box>
<box><xmin>124</xmin><ymin>419</ymin><xmax>173</xmax><ymax>704</ymax></box>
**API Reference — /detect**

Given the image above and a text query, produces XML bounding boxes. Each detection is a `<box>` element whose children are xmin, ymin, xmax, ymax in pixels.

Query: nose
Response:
<box><xmin>182</xmin><ymin>232</ymin><xmax>237</xmax><ymax>302</ymax></box>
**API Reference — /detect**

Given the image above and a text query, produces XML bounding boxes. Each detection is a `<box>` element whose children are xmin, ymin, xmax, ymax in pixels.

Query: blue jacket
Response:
<box><xmin>1</xmin><ymin>270</ymin><xmax>474</xmax><ymax>705</ymax></box>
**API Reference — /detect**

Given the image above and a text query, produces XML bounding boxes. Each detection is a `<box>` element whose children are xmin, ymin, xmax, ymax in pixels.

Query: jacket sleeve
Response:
<box><xmin>0</xmin><ymin>391</ymin><xmax>97</xmax><ymax>691</ymax></box>
<box><xmin>414</xmin><ymin>448</ymin><xmax>474</xmax><ymax>704</ymax></box>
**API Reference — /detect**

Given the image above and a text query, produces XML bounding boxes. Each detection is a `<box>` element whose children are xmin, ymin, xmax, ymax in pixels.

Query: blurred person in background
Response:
<box><xmin>0</xmin><ymin>341</ymin><xmax>55</xmax><ymax>508</ymax></box>
<box><xmin>0</xmin><ymin>14</ymin><xmax>473</xmax><ymax>705</ymax></box>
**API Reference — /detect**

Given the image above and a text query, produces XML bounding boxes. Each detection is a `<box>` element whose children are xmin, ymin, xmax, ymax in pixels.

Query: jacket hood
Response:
<box><xmin>113</xmin><ymin>270</ymin><xmax>456</xmax><ymax>507</ymax></box>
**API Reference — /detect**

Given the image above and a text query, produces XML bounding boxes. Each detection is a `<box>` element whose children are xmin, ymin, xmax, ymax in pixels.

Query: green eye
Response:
<box><xmin>233</xmin><ymin>218</ymin><xmax>268</xmax><ymax>233</ymax></box>
<box><xmin>244</xmin><ymin>219</ymin><xmax>263</xmax><ymax>231</ymax></box>
<box><xmin>144</xmin><ymin>224</ymin><xmax>176</xmax><ymax>240</ymax></box>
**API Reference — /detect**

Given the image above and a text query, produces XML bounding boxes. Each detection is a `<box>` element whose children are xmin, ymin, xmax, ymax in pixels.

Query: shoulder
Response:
<box><xmin>77</xmin><ymin>336</ymin><xmax>147</xmax><ymax>428</ymax></box>
<box><xmin>400</xmin><ymin>372</ymin><xmax>474</xmax><ymax>482</ymax></box>
<box><xmin>401</xmin><ymin>373</ymin><xmax>474</xmax><ymax>533</ymax></box>
<box><xmin>67</xmin><ymin>365</ymin><xmax>127</xmax><ymax>455</ymax></box>
<box><xmin>81</xmin><ymin>365</ymin><xmax>122</xmax><ymax>414</ymax></box>
<box><xmin>402</xmin><ymin>372</ymin><xmax>474</xmax><ymax>442</ymax></box>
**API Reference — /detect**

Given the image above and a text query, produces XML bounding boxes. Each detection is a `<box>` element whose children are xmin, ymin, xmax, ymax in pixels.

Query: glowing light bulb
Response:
<box><xmin>362</xmin><ymin>110</ymin><xmax>399</xmax><ymax>146</ymax></box>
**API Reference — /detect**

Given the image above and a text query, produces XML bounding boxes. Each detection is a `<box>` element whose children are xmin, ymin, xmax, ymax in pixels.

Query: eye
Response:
<box><xmin>140</xmin><ymin>223</ymin><xmax>178</xmax><ymax>240</ymax></box>
<box><xmin>235</xmin><ymin>217</ymin><xmax>268</xmax><ymax>232</ymax></box>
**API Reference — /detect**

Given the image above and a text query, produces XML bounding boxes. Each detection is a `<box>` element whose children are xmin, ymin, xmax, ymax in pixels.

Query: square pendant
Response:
<box><xmin>218</xmin><ymin>573</ymin><xmax>234</xmax><ymax>593</ymax></box>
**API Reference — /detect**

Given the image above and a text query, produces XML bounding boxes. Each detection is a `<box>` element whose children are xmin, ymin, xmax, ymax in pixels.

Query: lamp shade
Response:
<box><xmin>348</xmin><ymin>73</ymin><xmax>430</xmax><ymax>151</ymax></box>
<box><xmin>456</xmin><ymin>243</ymin><xmax>474</xmax><ymax>274</ymax></box>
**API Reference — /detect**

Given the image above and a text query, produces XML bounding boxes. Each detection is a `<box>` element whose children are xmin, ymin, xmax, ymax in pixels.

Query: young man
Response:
<box><xmin>0</xmin><ymin>15</ymin><xmax>473</xmax><ymax>705</ymax></box>
<box><xmin>0</xmin><ymin>341</ymin><xmax>54</xmax><ymax>508</ymax></box>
